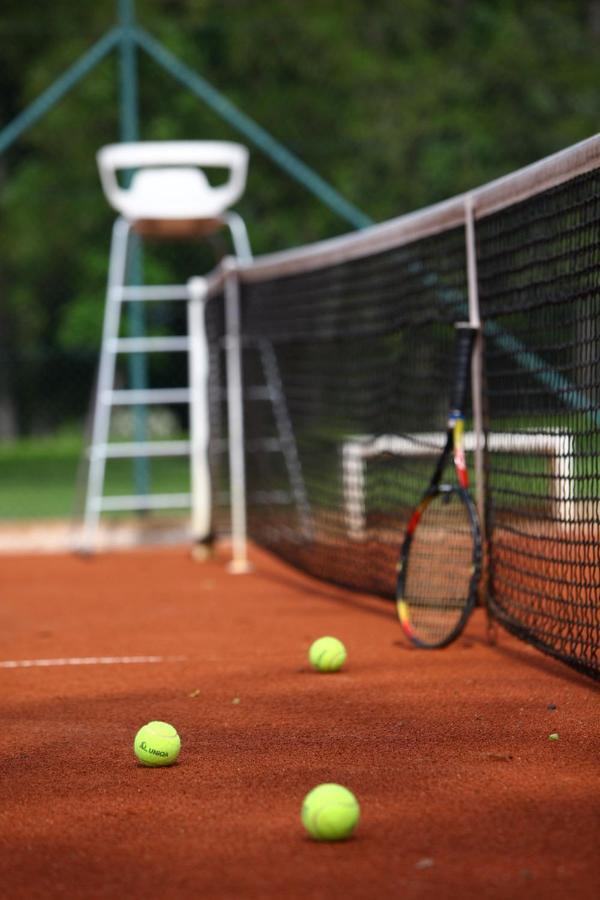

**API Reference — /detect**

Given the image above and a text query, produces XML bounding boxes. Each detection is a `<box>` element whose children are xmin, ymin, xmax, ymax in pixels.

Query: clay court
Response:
<box><xmin>1</xmin><ymin>544</ymin><xmax>598</xmax><ymax>899</ymax></box>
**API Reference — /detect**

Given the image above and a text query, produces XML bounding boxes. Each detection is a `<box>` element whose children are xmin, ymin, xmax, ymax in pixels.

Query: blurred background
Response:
<box><xmin>0</xmin><ymin>0</ymin><xmax>599</xmax><ymax>529</ymax></box>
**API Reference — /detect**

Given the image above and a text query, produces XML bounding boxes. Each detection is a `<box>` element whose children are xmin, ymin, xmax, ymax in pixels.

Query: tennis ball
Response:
<box><xmin>308</xmin><ymin>636</ymin><xmax>347</xmax><ymax>672</ymax></box>
<box><xmin>301</xmin><ymin>783</ymin><xmax>360</xmax><ymax>841</ymax></box>
<box><xmin>134</xmin><ymin>721</ymin><xmax>181</xmax><ymax>767</ymax></box>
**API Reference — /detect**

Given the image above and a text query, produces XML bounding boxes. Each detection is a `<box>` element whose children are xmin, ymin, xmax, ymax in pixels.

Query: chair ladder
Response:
<box><xmin>81</xmin><ymin>218</ymin><xmax>201</xmax><ymax>550</ymax></box>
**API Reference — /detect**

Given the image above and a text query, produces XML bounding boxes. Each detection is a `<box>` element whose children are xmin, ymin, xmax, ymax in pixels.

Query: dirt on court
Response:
<box><xmin>0</xmin><ymin>545</ymin><xmax>598</xmax><ymax>899</ymax></box>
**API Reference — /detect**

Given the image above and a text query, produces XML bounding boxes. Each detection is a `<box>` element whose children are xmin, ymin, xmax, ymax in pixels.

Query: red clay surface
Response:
<box><xmin>0</xmin><ymin>545</ymin><xmax>598</xmax><ymax>899</ymax></box>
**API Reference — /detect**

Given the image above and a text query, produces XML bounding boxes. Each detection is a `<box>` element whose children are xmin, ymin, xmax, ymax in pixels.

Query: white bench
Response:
<box><xmin>341</xmin><ymin>431</ymin><xmax>575</xmax><ymax>539</ymax></box>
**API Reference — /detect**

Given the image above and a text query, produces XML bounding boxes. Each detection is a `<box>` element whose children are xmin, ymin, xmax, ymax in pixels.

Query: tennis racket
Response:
<box><xmin>396</xmin><ymin>322</ymin><xmax>482</xmax><ymax>648</ymax></box>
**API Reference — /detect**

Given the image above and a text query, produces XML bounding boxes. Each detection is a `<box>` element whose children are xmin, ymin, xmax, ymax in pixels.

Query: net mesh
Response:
<box><xmin>242</xmin><ymin>229</ymin><xmax>467</xmax><ymax>598</ymax></box>
<box><xmin>207</xmin><ymin>141</ymin><xmax>600</xmax><ymax>680</ymax></box>
<box><xmin>478</xmin><ymin>167</ymin><xmax>600</xmax><ymax>678</ymax></box>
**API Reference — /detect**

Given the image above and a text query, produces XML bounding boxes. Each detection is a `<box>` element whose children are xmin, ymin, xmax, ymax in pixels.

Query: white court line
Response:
<box><xmin>0</xmin><ymin>655</ymin><xmax>186</xmax><ymax>669</ymax></box>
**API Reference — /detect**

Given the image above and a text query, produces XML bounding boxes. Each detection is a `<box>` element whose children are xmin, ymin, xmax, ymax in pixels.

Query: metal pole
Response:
<box><xmin>223</xmin><ymin>262</ymin><xmax>252</xmax><ymax>573</ymax></box>
<box><xmin>464</xmin><ymin>193</ymin><xmax>485</xmax><ymax>531</ymax></box>
<box><xmin>464</xmin><ymin>192</ymin><xmax>496</xmax><ymax>639</ymax></box>
<box><xmin>119</xmin><ymin>0</ymin><xmax>150</xmax><ymax>497</ymax></box>
<box><xmin>187</xmin><ymin>277</ymin><xmax>213</xmax><ymax>557</ymax></box>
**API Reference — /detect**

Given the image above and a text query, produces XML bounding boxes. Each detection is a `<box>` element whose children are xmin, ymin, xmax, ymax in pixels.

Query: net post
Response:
<box><xmin>465</xmin><ymin>192</ymin><xmax>495</xmax><ymax>637</ymax></box>
<box><xmin>223</xmin><ymin>259</ymin><xmax>253</xmax><ymax>574</ymax></box>
<box><xmin>342</xmin><ymin>438</ymin><xmax>368</xmax><ymax>540</ymax></box>
<box><xmin>187</xmin><ymin>276</ymin><xmax>213</xmax><ymax>560</ymax></box>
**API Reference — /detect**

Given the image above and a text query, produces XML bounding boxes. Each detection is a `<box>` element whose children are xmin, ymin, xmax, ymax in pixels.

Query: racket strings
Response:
<box><xmin>403</xmin><ymin>491</ymin><xmax>474</xmax><ymax>645</ymax></box>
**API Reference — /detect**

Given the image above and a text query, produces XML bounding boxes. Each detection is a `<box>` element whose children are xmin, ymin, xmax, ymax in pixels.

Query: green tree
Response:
<box><xmin>0</xmin><ymin>0</ymin><xmax>599</xmax><ymax>435</ymax></box>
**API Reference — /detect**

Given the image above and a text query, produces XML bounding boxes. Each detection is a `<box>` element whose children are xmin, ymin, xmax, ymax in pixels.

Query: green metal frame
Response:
<box><xmin>2</xmin><ymin>1</ymin><xmax>593</xmax><ymax>490</ymax></box>
<box><xmin>119</xmin><ymin>0</ymin><xmax>149</xmax><ymax>496</ymax></box>
<box><xmin>0</xmin><ymin>3</ymin><xmax>371</xmax><ymax>225</ymax></box>
<box><xmin>0</xmin><ymin>0</ymin><xmax>372</xmax><ymax>498</ymax></box>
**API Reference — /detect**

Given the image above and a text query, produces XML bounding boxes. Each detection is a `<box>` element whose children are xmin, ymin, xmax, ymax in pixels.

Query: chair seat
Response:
<box><xmin>97</xmin><ymin>140</ymin><xmax>249</xmax><ymax>224</ymax></box>
<box><xmin>122</xmin><ymin>167</ymin><xmax>224</xmax><ymax>220</ymax></box>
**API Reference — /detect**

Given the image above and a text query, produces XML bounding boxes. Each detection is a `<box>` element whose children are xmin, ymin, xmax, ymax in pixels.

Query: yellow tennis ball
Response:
<box><xmin>134</xmin><ymin>721</ymin><xmax>181</xmax><ymax>767</ymax></box>
<box><xmin>308</xmin><ymin>636</ymin><xmax>347</xmax><ymax>672</ymax></box>
<box><xmin>301</xmin><ymin>783</ymin><xmax>360</xmax><ymax>841</ymax></box>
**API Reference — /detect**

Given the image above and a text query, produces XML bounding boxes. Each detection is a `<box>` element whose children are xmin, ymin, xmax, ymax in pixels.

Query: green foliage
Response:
<box><xmin>0</xmin><ymin>430</ymin><xmax>190</xmax><ymax>518</ymax></box>
<box><xmin>0</xmin><ymin>0</ymin><xmax>599</xmax><ymax>439</ymax></box>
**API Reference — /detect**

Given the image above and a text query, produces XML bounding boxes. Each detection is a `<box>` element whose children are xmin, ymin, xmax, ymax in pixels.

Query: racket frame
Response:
<box><xmin>396</xmin><ymin>323</ymin><xmax>483</xmax><ymax>648</ymax></box>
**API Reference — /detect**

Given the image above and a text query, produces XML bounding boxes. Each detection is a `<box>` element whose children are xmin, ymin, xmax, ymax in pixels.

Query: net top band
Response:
<box><xmin>204</xmin><ymin>132</ymin><xmax>599</xmax><ymax>292</ymax></box>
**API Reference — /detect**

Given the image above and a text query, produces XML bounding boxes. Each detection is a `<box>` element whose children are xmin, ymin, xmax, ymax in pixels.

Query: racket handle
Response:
<box><xmin>449</xmin><ymin>323</ymin><xmax>478</xmax><ymax>415</ymax></box>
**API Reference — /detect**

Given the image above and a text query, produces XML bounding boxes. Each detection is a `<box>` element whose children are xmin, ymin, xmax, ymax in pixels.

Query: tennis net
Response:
<box><xmin>205</xmin><ymin>135</ymin><xmax>600</xmax><ymax>679</ymax></box>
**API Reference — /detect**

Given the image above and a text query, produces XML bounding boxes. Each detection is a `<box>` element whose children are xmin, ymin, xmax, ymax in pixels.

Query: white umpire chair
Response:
<box><xmin>81</xmin><ymin>140</ymin><xmax>251</xmax><ymax>553</ymax></box>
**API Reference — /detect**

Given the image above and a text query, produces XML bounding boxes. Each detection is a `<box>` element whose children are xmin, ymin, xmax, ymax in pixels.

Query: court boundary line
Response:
<box><xmin>0</xmin><ymin>655</ymin><xmax>187</xmax><ymax>669</ymax></box>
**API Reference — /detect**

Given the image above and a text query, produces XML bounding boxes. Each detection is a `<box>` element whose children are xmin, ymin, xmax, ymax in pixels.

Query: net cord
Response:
<box><xmin>213</xmin><ymin>134</ymin><xmax>600</xmax><ymax>283</ymax></box>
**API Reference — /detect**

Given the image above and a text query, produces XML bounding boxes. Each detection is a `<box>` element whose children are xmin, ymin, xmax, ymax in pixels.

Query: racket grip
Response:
<box><xmin>449</xmin><ymin>323</ymin><xmax>478</xmax><ymax>414</ymax></box>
